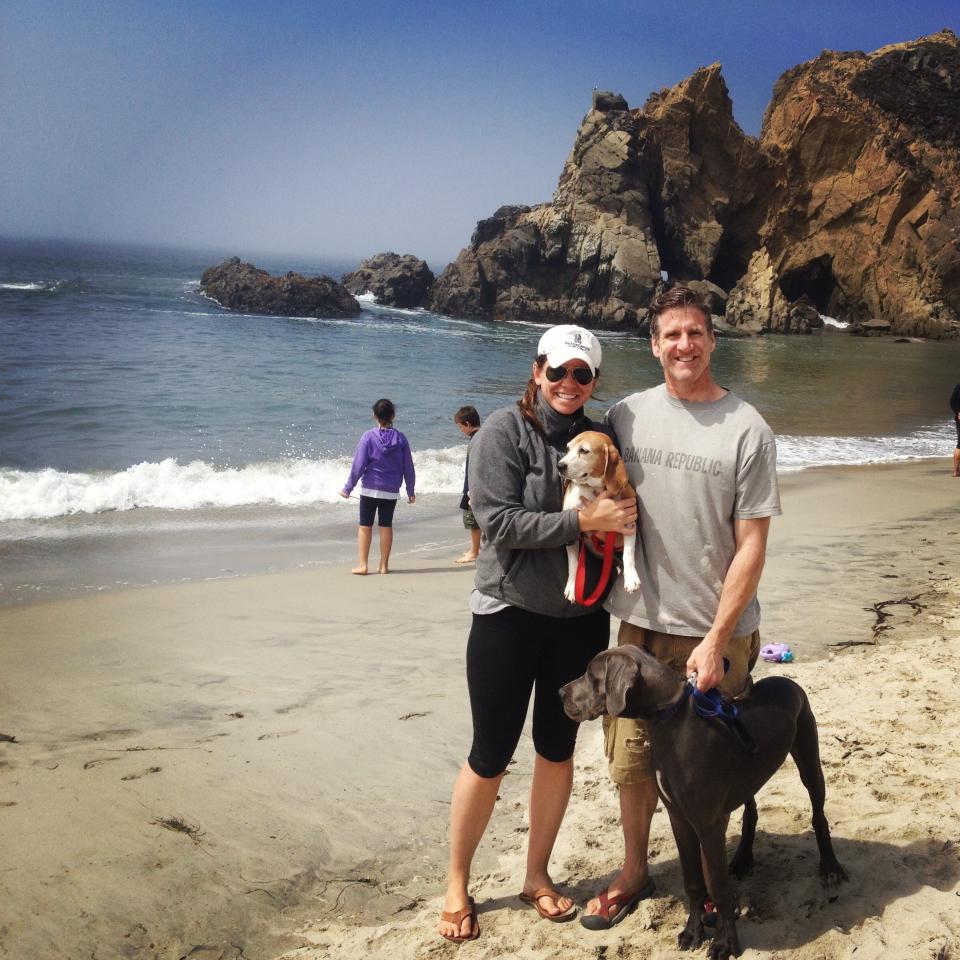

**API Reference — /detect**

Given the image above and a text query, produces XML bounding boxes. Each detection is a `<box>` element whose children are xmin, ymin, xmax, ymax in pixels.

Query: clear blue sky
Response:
<box><xmin>2</xmin><ymin>0</ymin><xmax>957</xmax><ymax>267</ymax></box>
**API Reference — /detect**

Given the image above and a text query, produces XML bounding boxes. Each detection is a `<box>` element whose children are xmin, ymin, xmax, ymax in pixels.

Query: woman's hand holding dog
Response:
<box><xmin>577</xmin><ymin>491</ymin><xmax>637</xmax><ymax>534</ymax></box>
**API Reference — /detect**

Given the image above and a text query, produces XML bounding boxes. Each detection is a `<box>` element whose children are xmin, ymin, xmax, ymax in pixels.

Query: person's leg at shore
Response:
<box><xmin>456</xmin><ymin>510</ymin><xmax>481</xmax><ymax>563</ymax></box>
<box><xmin>353</xmin><ymin>526</ymin><xmax>372</xmax><ymax>575</ymax></box>
<box><xmin>376</xmin><ymin>500</ymin><xmax>397</xmax><ymax>573</ymax></box>
<box><xmin>522</xmin><ymin>607</ymin><xmax>609</xmax><ymax>918</ymax></box>
<box><xmin>455</xmin><ymin>526</ymin><xmax>480</xmax><ymax>563</ymax></box>
<box><xmin>583</xmin><ymin>623</ymin><xmax>660</xmax><ymax>924</ymax></box>
<box><xmin>353</xmin><ymin>496</ymin><xmax>379</xmax><ymax>575</ymax></box>
<box><xmin>378</xmin><ymin>525</ymin><xmax>393</xmax><ymax>574</ymax></box>
<box><xmin>521</xmin><ymin>754</ymin><xmax>576</xmax><ymax>917</ymax></box>
<box><xmin>582</xmin><ymin>779</ymin><xmax>657</xmax><ymax>924</ymax></box>
<box><xmin>440</xmin><ymin>764</ymin><xmax>502</xmax><ymax>940</ymax></box>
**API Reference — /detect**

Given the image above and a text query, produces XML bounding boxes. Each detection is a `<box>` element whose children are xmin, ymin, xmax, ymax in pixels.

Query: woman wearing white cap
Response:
<box><xmin>439</xmin><ymin>325</ymin><xmax>637</xmax><ymax>942</ymax></box>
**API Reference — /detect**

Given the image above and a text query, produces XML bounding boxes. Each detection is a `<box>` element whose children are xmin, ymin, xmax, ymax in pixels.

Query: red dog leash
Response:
<box><xmin>574</xmin><ymin>533</ymin><xmax>618</xmax><ymax>606</ymax></box>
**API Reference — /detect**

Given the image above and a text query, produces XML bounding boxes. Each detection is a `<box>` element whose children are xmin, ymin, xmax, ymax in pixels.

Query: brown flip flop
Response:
<box><xmin>580</xmin><ymin>877</ymin><xmax>656</xmax><ymax>930</ymax></box>
<box><xmin>440</xmin><ymin>896</ymin><xmax>480</xmax><ymax>942</ymax></box>
<box><xmin>518</xmin><ymin>886</ymin><xmax>578</xmax><ymax>922</ymax></box>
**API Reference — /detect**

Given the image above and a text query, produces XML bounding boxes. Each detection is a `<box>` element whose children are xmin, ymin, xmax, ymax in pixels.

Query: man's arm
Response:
<box><xmin>686</xmin><ymin>516</ymin><xmax>771</xmax><ymax>691</ymax></box>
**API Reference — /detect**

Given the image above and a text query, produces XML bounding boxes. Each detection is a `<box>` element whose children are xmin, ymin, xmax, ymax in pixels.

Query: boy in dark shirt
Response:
<box><xmin>454</xmin><ymin>405</ymin><xmax>481</xmax><ymax>563</ymax></box>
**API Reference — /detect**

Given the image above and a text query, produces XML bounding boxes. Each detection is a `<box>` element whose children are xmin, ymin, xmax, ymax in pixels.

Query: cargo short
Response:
<box><xmin>462</xmin><ymin>507</ymin><xmax>479</xmax><ymax>530</ymax></box>
<box><xmin>603</xmin><ymin>622</ymin><xmax>761</xmax><ymax>785</ymax></box>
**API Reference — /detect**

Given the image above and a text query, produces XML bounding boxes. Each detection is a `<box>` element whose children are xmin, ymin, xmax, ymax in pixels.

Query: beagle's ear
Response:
<box><xmin>605</xmin><ymin>654</ymin><xmax>640</xmax><ymax>717</ymax></box>
<box><xmin>603</xmin><ymin>444</ymin><xmax>624</xmax><ymax>494</ymax></box>
<box><xmin>598</xmin><ymin>442</ymin><xmax>610</xmax><ymax>480</ymax></box>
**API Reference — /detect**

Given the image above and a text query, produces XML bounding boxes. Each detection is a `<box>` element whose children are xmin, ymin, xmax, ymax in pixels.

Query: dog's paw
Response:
<box><xmin>622</xmin><ymin>572</ymin><xmax>641</xmax><ymax>593</ymax></box>
<box><xmin>820</xmin><ymin>859</ymin><xmax>849</xmax><ymax>888</ymax></box>
<box><xmin>563</xmin><ymin>583</ymin><xmax>577</xmax><ymax>603</ymax></box>
<box><xmin>708</xmin><ymin>930</ymin><xmax>743</xmax><ymax>960</ymax></box>
<box><xmin>678</xmin><ymin>918</ymin><xmax>705</xmax><ymax>951</ymax></box>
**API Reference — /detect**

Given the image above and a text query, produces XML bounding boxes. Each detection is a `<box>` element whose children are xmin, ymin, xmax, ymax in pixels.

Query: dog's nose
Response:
<box><xmin>557</xmin><ymin>462</ymin><xmax>567</xmax><ymax>474</ymax></box>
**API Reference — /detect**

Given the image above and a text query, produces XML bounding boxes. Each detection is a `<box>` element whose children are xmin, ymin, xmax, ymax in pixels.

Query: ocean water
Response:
<box><xmin>2</xmin><ymin>237</ymin><xmax>959</xmax><ymax>599</ymax></box>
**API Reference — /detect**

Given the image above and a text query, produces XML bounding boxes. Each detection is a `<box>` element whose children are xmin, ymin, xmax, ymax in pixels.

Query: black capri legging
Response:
<box><xmin>466</xmin><ymin>604</ymin><xmax>610</xmax><ymax>778</ymax></box>
<box><xmin>358</xmin><ymin>495</ymin><xmax>397</xmax><ymax>527</ymax></box>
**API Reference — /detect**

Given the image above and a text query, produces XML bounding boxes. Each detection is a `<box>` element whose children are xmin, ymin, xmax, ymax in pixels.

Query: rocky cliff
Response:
<box><xmin>342</xmin><ymin>253</ymin><xmax>434</xmax><ymax>308</ymax></box>
<box><xmin>430</xmin><ymin>30</ymin><xmax>960</xmax><ymax>338</ymax></box>
<box><xmin>725</xmin><ymin>30</ymin><xmax>960</xmax><ymax>338</ymax></box>
<box><xmin>200</xmin><ymin>258</ymin><xmax>360</xmax><ymax>318</ymax></box>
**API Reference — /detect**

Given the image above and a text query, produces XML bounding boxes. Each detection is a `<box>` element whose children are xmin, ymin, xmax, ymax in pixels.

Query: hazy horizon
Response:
<box><xmin>3</xmin><ymin>1</ymin><xmax>958</xmax><ymax>268</ymax></box>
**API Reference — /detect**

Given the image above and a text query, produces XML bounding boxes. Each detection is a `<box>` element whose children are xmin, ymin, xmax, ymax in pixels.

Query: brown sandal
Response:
<box><xmin>440</xmin><ymin>896</ymin><xmax>481</xmax><ymax>942</ymax></box>
<box><xmin>580</xmin><ymin>877</ymin><xmax>656</xmax><ymax>930</ymax></box>
<box><xmin>518</xmin><ymin>886</ymin><xmax>578</xmax><ymax>922</ymax></box>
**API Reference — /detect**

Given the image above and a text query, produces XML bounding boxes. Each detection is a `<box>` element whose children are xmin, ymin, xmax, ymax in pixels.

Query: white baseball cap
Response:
<box><xmin>537</xmin><ymin>324</ymin><xmax>602</xmax><ymax>375</ymax></box>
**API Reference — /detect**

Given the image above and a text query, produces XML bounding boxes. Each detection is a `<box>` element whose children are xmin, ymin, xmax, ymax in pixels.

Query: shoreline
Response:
<box><xmin>1</xmin><ymin>458</ymin><xmax>959</xmax><ymax>957</ymax></box>
<box><xmin>3</xmin><ymin>456</ymin><xmax>958</xmax><ymax>611</ymax></box>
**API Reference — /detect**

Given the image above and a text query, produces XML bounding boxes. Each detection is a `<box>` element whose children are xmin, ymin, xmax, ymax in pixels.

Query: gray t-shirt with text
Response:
<box><xmin>604</xmin><ymin>384</ymin><xmax>781</xmax><ymax>637</ymax></box>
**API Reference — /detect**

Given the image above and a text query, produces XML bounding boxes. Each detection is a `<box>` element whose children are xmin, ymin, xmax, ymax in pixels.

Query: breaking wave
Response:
<box><xmin>1</xmin><ymin>422</ymin><xmax>954</xmax><ymax>521</ymax></box>
<box><xmin>0</xmin><ymin>447</ymin><xmax>468</xmax><ymax>521</ymax></box>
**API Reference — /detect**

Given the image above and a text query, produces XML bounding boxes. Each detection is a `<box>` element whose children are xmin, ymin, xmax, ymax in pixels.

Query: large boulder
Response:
<box><xmin>200</xmin><ymin>258</ymin><xmax>359</xmax><ymax>318</ymax></box>
<box><xmin>341</xmin><ymin>252</ymin><xmax>435</xmax><ymax>308</ymax></box>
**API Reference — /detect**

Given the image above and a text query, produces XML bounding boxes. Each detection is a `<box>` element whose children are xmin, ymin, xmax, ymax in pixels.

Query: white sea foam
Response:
<box><xmin>819</xmin><ymin>314</ymin><xmax>850</xmax><ymax>330</ymax></box>
<box><xmin>359</xmin><ymin>297</ymin><xmax>428</xmax><ymax>317</ymax></box>
<box><xmin>0</xmin><ymin>446</ymin><xmax>468</xmax><ymax>521</ymax></box>
<box><xmin>777</xmin><ymin>424</ymin><xmax>952</xmax><ymax>471</ymax></box>
<box><xmin>0</xmin><ymin>279</ymin><xmax>86</xmax><ymax>293</ymax></box>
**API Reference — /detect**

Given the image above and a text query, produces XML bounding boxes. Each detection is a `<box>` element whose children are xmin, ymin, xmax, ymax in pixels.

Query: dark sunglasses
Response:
<box><xmin>545</xmin><ymin>365</ymin><xmax>595</xmax><ymax>386</ymax></box>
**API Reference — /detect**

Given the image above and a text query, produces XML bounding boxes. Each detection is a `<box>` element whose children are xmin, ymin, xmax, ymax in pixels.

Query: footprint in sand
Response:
<box><xmin>83</xmin><ymin>757</ymin><xmax>120</xmax><ymax>770</ymax></box>
<box><xmin>257</xmin><ymin>730</ymin><xmax>299</xmax><ymax>740</ymax></box>
<box><xmin>121</xmin><ymin>766</ymin><xmax>162</xmax><ymax>781</ymax></box>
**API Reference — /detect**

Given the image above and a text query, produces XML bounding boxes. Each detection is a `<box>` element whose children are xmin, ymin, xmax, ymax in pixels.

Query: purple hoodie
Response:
<box><xmin>342</xmin><ymin>427</ymin><xmax>416</xmax><ymax>498</ymax></box>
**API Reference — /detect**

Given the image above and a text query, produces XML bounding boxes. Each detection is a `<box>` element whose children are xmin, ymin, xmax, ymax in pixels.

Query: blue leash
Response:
<box><xmin>652</xmin><ymin>660</ymin><xmax>758</xmax><ymax>755</ymax></box>
<box><xmin>689</xmin><ymin>683</ymin><xmax>759</xmax><ymax>755</ymax></box>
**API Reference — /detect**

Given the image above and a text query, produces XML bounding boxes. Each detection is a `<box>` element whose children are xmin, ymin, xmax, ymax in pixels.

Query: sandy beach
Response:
<box><xmin>2</xmin><ymin>459</ymin><xmax>959</xmax><ymax>959</ymax></box>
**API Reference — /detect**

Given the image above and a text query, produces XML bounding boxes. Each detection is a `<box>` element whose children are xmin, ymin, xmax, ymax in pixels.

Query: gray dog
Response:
<box><xmin>560</xmin><ymin>645</ymin><xmax>848</xmax><ymax>959</ymax></box>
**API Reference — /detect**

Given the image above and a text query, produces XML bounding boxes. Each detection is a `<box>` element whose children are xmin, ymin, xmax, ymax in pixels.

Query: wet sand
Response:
<box><xmin>1</xmin><ymin>458</ymin><xmax>958</xmax><ymax>958</ymax></box>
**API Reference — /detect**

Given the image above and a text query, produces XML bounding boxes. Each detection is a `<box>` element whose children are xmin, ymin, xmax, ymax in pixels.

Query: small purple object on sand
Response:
<box><xmin>760</xmin><ymin>643</ymin><xmax>794</xmax><ymax>663</ymax></box>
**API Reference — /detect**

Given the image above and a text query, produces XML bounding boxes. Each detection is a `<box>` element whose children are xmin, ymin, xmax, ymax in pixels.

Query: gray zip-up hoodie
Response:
<box><xmin>468</xmin><ymin>394</ymin><xmax>604</xmax><ymax>618</ymax></box>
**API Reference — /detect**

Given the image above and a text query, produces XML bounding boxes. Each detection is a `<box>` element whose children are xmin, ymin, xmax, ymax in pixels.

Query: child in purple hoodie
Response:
<box><xmin>340</xmin><ymin>398</ymin><xmax>416</xmax><ymax>574</ymax></box>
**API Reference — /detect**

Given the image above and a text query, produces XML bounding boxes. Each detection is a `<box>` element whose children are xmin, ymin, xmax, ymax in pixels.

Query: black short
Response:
<box><xmin>465</xmin><ymin>605</ymin><xmax>610</xmax><ymax>778</ymax></box>
<box><xmin>955</xmin><ymin>416</ymin><xmax>960</xmax><ymax>447</ymax></box>
<box><xmin>358</xmin><ymin>495</ymin><xmax>397</xmax><ymax>527</ymax></box>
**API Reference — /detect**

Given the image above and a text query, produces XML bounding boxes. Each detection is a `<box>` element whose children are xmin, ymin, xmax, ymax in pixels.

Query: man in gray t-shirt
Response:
<box><xmin>582</xmin><ymin>286</ymin><xmax>782</xmax><ymax>930</ymax></box>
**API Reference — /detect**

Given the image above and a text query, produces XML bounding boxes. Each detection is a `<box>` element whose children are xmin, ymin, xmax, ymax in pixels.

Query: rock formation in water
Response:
<box><xmin>200</xmin><ymin>258</ymin><xmax>360</xmax><ymax>318</ymax></box>
<box><xmin>427</xmin><ymin>72</ymin><xmax>774</xmax><ymax>329</ymax></box>
<box><xmin>341</xmin><ymin>253</ymin><xmax>435</xmax><ymax>308</ymax></box>
<box><xmin>430</xmin><ymin>30</ymin><xmax>960</xmax><ymax>338</ymax></box>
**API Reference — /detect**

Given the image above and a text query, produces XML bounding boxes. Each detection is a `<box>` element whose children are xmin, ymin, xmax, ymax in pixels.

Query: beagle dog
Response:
<box><xmin>558</xmin><ymin>430</ymin><xmax>641</xmax><ymax>602</ymax></box>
